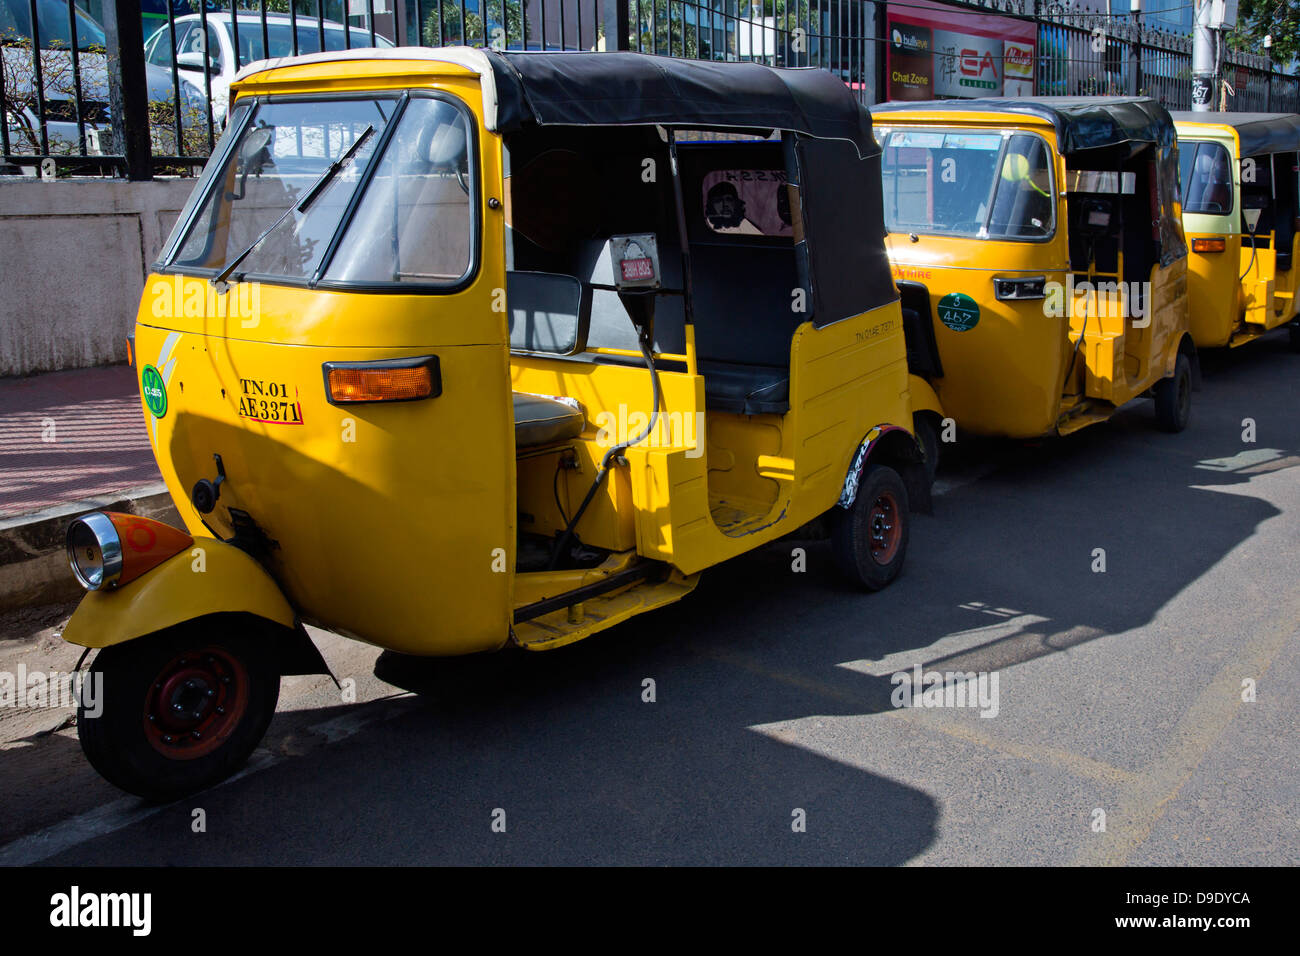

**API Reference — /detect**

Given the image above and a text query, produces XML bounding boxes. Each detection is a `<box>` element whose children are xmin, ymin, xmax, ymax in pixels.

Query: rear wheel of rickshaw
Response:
<box><xmin>1154</xmin><ymin>352</ymin><xmax>1192</xmax><ymax>433</ymax></box>
<box><xmin>78</xmin><ymin>620</ymin><xmax>281</xmax><ymax>802</ymax></box>
<box><xmin>1288</xmin><ymin>322</ymin><xmax>1300</xmax><ymax>353</ymax></box>
<box><xmin>831</xmin><ymin>464</ymin><xmax>910</xmax><ymax>591</ymax></box>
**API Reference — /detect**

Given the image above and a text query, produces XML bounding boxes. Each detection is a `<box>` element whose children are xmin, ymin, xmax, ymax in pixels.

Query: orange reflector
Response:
<box><xmin>324</xmin><ymin>357</ymin><xmax>440</xmax><ymax>404</ymax></box>
<box><xmin>1192</xmin><ymin>237</ymin><xmax>1226</xmax><ymax>253</ymax></box>
<box><xmin>109</xmin><ymin>512</ymin><xmax>193</xmax><ymax>587</ymax></box>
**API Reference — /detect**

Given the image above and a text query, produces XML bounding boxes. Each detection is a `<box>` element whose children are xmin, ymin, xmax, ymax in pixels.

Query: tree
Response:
<box><xmin>2</xmin><ymin>29</ymin><xmax>208</xmax><ymax>166</ymax></box>
<box><xmin>1231</xmin><ymin>0</ymin><xmax>1300</xmax><ymax>66</ymax></box>
<box><xmin>623</xmin><ymin>0</ymin><xmax>810</xmax><ymax>61</ymax></box>
<box><xmin>424</xmin><ymin>0</ymin><xmax>529</xmax><ymax>49</ymax></box>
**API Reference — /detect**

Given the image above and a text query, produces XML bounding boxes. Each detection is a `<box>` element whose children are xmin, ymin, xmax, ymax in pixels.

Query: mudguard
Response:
<box><xmin>838</xmin><ymin>424</ymin><xmax>932</xmax><ymax>515</ymax></box>
<box><xmin>62</xmin><ymin>537</ymin><xmax>295</xmax><ymax>650</ymax></box>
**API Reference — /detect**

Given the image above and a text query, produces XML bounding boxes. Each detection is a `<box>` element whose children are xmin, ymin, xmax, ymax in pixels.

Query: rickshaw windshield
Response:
<box><xmin>1178</xmin><ymin>140</ymin><xmax>1234</xmax><ymax>215</ymax></box>
<box><xmin>163</xmin><ymin>94</ymin><xmax>475</xmax><ymax>288</ymax></box>
<box><xmin>880</xmin><ymin>129</ymin><xmax>1054</xmax><ymax>240</ymax></box>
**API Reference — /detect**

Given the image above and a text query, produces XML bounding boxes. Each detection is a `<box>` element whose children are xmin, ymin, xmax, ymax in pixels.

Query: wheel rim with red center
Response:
<box><xmin>142</xmin><ymin>647</ymin><xmax>249</xmax><ymax>759</ymax></box>
<box><xmin>868</xmin><ymin>491</ymin><xmax>902</xmax><ymax>565</ymax></box>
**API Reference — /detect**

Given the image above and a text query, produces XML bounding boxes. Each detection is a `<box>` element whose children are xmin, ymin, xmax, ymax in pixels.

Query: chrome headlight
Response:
<box><xmin>66</xmin><ymin>512</ymin><xmax>123</xmax><ymax>591</ymax></box>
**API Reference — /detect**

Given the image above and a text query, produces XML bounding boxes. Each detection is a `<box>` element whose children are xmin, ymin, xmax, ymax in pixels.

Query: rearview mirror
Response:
<box><xmin>240</xmin><ymin>126</ymin><xmax>274</xmax><ymax>164</ymax></box>
<box><xmin>176</xmin><ymin>51</ymin><xmax>218</xmax><ymax>75</ymax></box>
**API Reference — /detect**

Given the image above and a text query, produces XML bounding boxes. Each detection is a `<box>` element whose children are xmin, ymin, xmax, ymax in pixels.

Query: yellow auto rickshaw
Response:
<box><xmin>60</xmin><ymin>49</ymin><xmax>928</xmax><ymax>799</ymax></box>
<box><xmin>871</xmin><ymin>97</ymin><xmax>1196</xmax><ymax>453</ymax></box>
<box><xmin>1171</xmin><ymin>111</ymin><xmax>1300</xmax><ymax>349</ymax></box>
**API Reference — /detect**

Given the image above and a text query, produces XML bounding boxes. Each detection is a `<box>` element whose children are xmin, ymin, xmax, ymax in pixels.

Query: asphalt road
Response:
<box><xmin>2</xmin><ymin>329</ymin><xmax>1298</xmax><ymax>865</ymax></box>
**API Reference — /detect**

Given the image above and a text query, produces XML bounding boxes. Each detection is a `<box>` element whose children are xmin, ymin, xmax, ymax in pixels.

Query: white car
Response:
<box><xmin>2</xmin><ymin>0</ymin><xmax>208</xmax><ymax>156</ymax></box>
<box><xmin>145</xmin><ymin>13</ymin><xmax>394</xmax><ymax>127</ymax></box>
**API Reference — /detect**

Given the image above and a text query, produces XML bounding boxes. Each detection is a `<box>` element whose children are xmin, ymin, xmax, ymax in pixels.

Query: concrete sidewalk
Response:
<box><xmin>0</xmin><ymin>365</ymin><xmax>177</xmax><ymax>611</ymax></box>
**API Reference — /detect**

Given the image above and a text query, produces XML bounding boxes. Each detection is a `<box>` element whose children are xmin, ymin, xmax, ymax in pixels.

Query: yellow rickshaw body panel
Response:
<box><xmin>512</xmin><ymin>298</ymin><xmax>912</xmax><ymax>577</ymax></box>
<box><xmin>878</xmin><ymin>108</ymin><xmax>1189</xmax><ymax>439</ymax></box>
<box><xmin>1176</xmin><ymin>119</ymin><xmax>1300</xmax><ymax>347</ymax></box>
<box><xmin>127</xmin><ymin>64</ymin><xmax>515</xmax><ymax>657</ymax></box>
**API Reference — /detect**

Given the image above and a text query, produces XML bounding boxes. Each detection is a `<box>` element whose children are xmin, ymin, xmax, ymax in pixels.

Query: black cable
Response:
<box><xmin>1239</xmin><ymin>219</ymin><xmax>1260</xmax><ymax>282</ymax></box>
<box><xmin>547</xmin><ymin>325</ymin><xmax>662</xmax><ymax>570</ymax></box>
<box><xmin>1063</xmin><ymin>235</ymin><xmax>1095</xmax><ymax>395</ymax></box>
<box><xmin>553</xmin><ymin>459</ymin><xmax>569</xmax><ymax>527</ymax></box>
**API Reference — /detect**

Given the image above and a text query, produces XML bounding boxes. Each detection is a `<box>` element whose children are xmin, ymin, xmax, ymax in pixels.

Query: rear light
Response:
<box><xmin>125</xmin><ymin>331</ymin><xmax>135</xmax><ymax>367</ymax></box>
<box><xmin>67</xmin><ymin>512</ymin><xmax>193</xmax><ymax>591</ymax></box>
<box><xmin>323</xmin><ymin>355</ymin><xmax>441</xmax><ymax>405</ymax></box>
<box><xmin>1192</xmin><ymin>237</ymin><xmax>1226</xmax><ymax>253</ymax></box>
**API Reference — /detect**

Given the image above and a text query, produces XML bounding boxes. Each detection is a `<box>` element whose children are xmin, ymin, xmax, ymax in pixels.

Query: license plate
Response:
<box><xmin>237</xmin><ymin>379</ymin><xmax>304</xmax><ymax>424</ymax></box>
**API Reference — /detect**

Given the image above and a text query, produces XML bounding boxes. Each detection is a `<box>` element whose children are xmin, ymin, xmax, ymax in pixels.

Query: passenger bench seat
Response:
<box><xmin>697</xmin><ymin>360</ymin><xmax>790</xmax><ymax>416</ymax></box>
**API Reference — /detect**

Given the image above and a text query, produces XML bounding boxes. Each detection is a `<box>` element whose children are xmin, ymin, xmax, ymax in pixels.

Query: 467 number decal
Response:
<box><xmin>238</xmin><ymin>378</ymin><xmax>303</xmax><ymax>425</ymax></box>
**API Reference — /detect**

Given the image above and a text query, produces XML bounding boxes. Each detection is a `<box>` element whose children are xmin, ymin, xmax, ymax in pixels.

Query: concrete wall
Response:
<box><xmin>0</xmin><ymin>177</ymin><xmax>197</xmax><ymax>378</ymax></box>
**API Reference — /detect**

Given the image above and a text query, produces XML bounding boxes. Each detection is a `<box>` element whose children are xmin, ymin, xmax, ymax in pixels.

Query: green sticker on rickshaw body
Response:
<box><xmin>142</xmin><ymin>364</ymin><xmax>167</xmax><ymax>419</ymax></box>
<box><xmin>938</xmin><ymin>292</ymin><xmax>980</xmax><ymax>332</ymax></box>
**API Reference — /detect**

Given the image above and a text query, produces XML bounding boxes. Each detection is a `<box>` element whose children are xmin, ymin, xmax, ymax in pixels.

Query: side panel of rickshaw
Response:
<box><xmin>506</xmin><ymin>131</ymin><xmax>913</xmax><ymax>578</ymax></box>
<box><xmin>130</xmin><ymin>68</ymin><xmax>516</xmax><ymax>658</ymax></box>
<box><xmin>511</xmin><ymin>308</ymin><xmax>911</xmax><ymax>579</ymax></box>
<box><xmin>1186</xmin><ymin>225</ymin><xmax>1244</xmax><ymax>347</ymax></box>
<box><xmin>878</xmin><ymin>110</ymin><xmax>1188</xmax><ymax>440</ymax></box>
<box><xmin>1179</xmin><ymin>124</ymin><xmax>1300</xmax><ymax>345</ymax></box>
<box><xmin>878</xmin><ymin>120</ymin><xmax>1072</xmax><ymax>439</ymax></box>
<box><xmin>889</xmin><ymin>237</ymin><xmax>1070</xmax><ymax>439</ymax></box>
<box><xmin>1238</xmin><ymin>142</ymin><xmax>1300</xmax><ymax>332</ymax></box>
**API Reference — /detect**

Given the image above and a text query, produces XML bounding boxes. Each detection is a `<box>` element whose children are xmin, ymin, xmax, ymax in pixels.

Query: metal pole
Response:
<box><xmin>65</xmin><ymin>0</ymin><xmax>86</xmax><ymax>155</ymax></box>
<box><xmin>103</xmin><ymin>0</ymin><xmax>151</xmax><ymax>179</ymax></box>
<box><xmin>1126</xmin><ymin>1</ymin><xmax>1141</xmax><ymax>97</ymax></box>
<box><xmin>1264</xmin><ymin>36</ymin><xmax>1273</xmax><ymax>111</ymax></box>
<box><xmin>26</xmin><ymin>0</ymin><xmax>49</xmax><ymax>156</ymax></box>
<box><xmin>1191</xmin><ymin>0</ymin><xmax>1214</xmax><ymax>111</ymax></box>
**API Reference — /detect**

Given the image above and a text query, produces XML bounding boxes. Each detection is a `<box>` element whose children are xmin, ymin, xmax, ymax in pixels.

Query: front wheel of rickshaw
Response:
<box><xmin>1288</xmin><ymin>322</ymin><xmax>1300</xmax><ymax>353</ymax></box>
<box><xmin>1154</xmin><ymin>353</ymin><xmax>1192</xmax><ymax>433</ymax></box>
<box><xmin>77</xmin><ymin>621</ymin><xmax>281</xmax><ymax>802</ymax></box>
<box><xmin>831</xmin><ymin>464</ymin><xmax>910</xmax><ymax>592</ymax></box>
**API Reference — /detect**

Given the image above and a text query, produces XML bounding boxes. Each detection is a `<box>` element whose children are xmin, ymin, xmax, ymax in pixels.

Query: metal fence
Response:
<box><xmin>1033</xmin><ymin>7</ymin><xmax>1299</xmax><ymax>114</ymax></box>
<box><xmin>2</xmin><ymin>0</ymin><xmax>1298</xmax><ymax>179</ymax></box>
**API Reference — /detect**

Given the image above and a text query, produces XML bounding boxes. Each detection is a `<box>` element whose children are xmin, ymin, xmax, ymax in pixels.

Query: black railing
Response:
<box><xmin>2</xmin><ymin>0</ymin><xmax>1298</xmax><ymax>179</ymax></box>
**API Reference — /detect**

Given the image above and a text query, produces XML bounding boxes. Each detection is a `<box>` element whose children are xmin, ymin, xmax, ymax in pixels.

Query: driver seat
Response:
<box><xmin>513</xmin><ymin>393</ymin><xmax>585</xmax><ymax>449</ymax></box>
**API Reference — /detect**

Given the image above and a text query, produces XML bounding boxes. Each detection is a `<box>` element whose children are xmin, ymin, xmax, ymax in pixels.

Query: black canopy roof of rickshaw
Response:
<box><xmin>485</xmin><ymin>50</ymin><xmax>894</xmax><ymax>327</ymax></box>
<box><xmin>1169</xmin><ymin>111</ymin><xmax>1300</xmax><ymax>157</ymax></box>
<box><xmin>872</xmin><ymin>96</ymin><xmax>1178</xmax><ymax>155</ymax></box>
<box><xmin>872</xmin><ymin>95</ymin><xmax>1188</xmax><ymax>266</ymax></box>
<box><xmin>484</xmin><ymin>50</ymin><xmax>878</xmax><ymax>157</ymax></box>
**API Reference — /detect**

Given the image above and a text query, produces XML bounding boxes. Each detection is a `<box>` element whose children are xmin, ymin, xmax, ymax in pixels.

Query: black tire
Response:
<box><xmin>1289</xmin><ymin>322</ymin><xmax>1300</xmax><ymax>353</ymax></box>
<box><xmin>1154</xmin><ymin>352</ymin><xmax>1192</xmax><ymax>433</ymax></box>
<box><xmin>77</xmin><ymin>620</ymin><xmax>281</xmax><ymax>802</ymax></box>
<box><xmin>830</xmin><ymin>464</ymin><xmax>910</xmax><ymax>591</ymax></box>
<box><xmin>913</xmin><ymin>412</ymin><xmax>940</xmax><ymax>487</ymax></box>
